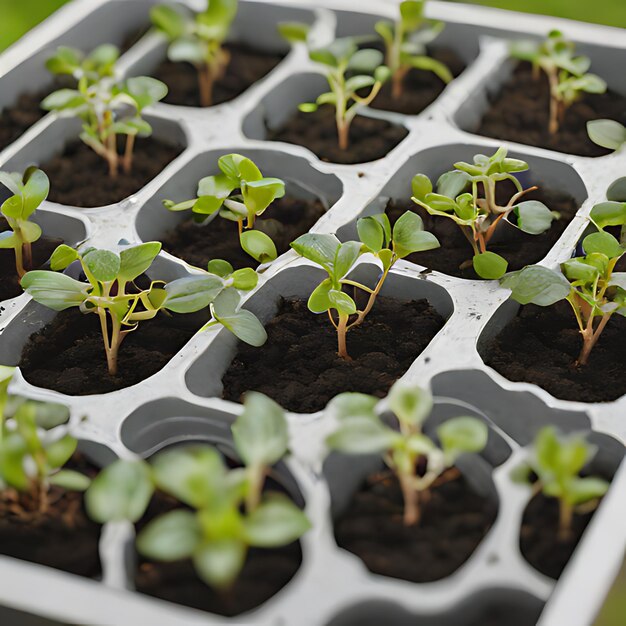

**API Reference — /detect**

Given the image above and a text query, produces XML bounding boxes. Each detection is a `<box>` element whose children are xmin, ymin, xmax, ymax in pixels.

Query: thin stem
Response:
<box><xmin>22</xmin><ymin>241</ymin><xmax>32</xmax><ymax>271</ymax></box>
<box><xmin>547</xmin><ymin>67</ymin><xmax>560</xmax><ymax>135</ymax></box>
<box><xmin>245</xmin><ymin>464</ymin><xmax>265</xmax><ymax>513</ymax></box>
<box><xmin>14</xmin><ymin>243</ymin><xmax>26</xmax><ymax>279</ymax></box>
<box><xmin>122</xmin><ymin>134</ymin><xmax>135</xmax><ymax>175</ymax></box>
<box><xmin>558</xmin><ymin>499</ymin><xmax>574</xmax><ymax>541</ymax></box>
<box><xmin>336</xmin><ymin>313</ymin><xmax>350</xmax><ymax>360</ymax></box>
<box><xmin>327</xmin><ymin>309</ymin><xmax>338</xmax><ymax>330</ymax></box>
<box><xmin>197</xmin><ymin>63</ymin><xmax>213</xmax><ymax>107</ymax></box>
<box><xmin>577</xmin><ymin>312</ymin><xmax>611</xmax><ymax>366</ymax></box>
<box><xmin>398</xmin><ymin>471</ymin><xmax>420</xmax><ymax>526</ymax></box>
<box><xmin>342</xmin><ymin>279</ymin><xmax>374</xmax><ymax>294</ymax></box>
<box><xmin>348</xmin><ymin>263</ymin><xmax>392</xmax><ymax>330</ymax></box>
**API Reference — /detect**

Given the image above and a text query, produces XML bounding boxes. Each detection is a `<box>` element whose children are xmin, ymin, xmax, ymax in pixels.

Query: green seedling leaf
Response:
<box><xmin>473</xmin><ymin>251</ymin><xmax>508</xmax><ymax>279</ymax></box>
<box><xmin>587</xmin><ymin>119</ymin><xmax>626</xmax><ymax>151</ymax></box>
<box><xmin>389</xmin><ymin>383</ymin><xmax>433</xmax><ymax>428</ymax></box>
<box><xmin>232</xmin><ymin>392</ymin><xmax>288</xmax><ymax>467</ymax></box>
<box><xmin>21</xmin><ymin>271</ymin><xmax>88</xmax><ymax>310</ymax></box>
<box><xmin>291</xmin><ymin>233</ymin><xmax>339</xmax><ymax>271</ymax></box>
<box><xmin>208</xmin><ymin>259</ymin><xmax>234</xmax><ymax>277</ymax></box>
<box><xmin>210</xmin><ymin>289</ymin><xmax>267</xmax><ymax>347</ymax></box>
<box><xmin>515</xmin><ymin>200</ymin><xmax>556</xmax><ymax>235</ymax></box>
<box><xmin>326</xmin><ymin>415</ymin><xmax>399</xmax><ymax>453</ymax></box>
<box><xmin>85</xmin><ymin>459</ymin><xmax>154</xmax><ymax>523</ymax></box>
<box><xmin>83</xmin><ymin>249</ymin><xmax>121</xmax><ymax>283</ymax></box>
<box><xmin>244</xmin><ymin>494</ymin><xmax>310</xmax><ymax>547</ymax></box>
<box><xmin>583</xmin><ymin>231</ymin><xmax>623</xmax><ymax>258</ymax></box>
<box><xmin>392</xmin><ymin>210</ymin><xmax>440</xmax><ymax>257</ymax></box>
<box><xmin>49</xmin><ymin>469</ymin><xmax>91</xmax><ymax>491</ymax></box>
<box><xmin>164</xmin><ymin>274</ymin><xmax>225</xmax><ymax>313</ymax></box>
<box><xmin>118</xmin><ymin>242</ymin><xmax>162</xmax><ymax>283</ymax></box>
<box><xmin>437</xmin><ymin>416</ymin><xmax>488</xmax><ymax>463</ymax></box>
<box><xmin>193</xmin><ymin>539</ymin><xmax>246</xmax><ymax>589</ymax></box>
<box><xmin>500</xmin><ymin>265</ymin><xmax>571</xmax><ymax>306</ymax></box>
<box><xmin>278</xmin><ymin>21</ymin><xmax>310</xmax><ymax>43</ymax></box>
<box><xmin>137</xmin><ymin>509</ymin><xmax>202</xmax><ymax>561</ymax></box>
<box><xmin>607</xmin><ymin>178</ymin><xmax>626</xmax><ymax>203</ymax></box>
<box><xmin>240</xmin><ymin>230</ymin><xmax>277</xmax><ymax>263</ymax></box>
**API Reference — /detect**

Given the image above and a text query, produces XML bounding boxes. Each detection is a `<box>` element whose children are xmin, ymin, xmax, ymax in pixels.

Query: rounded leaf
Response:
<box><xmin>193</xmin><ymin>539</ymin><xmax>246</xmax><ymax>589</ymax></box>
<box><xmin>83</xmin><ymin>249</ymin><xmax>121</xmax><ymax>283</ymax></box>
<box><xmin>587</xmin><ymin>119</ymin><xmax>626</xmax><ymax>151</ymax></box>
<box><xmin>240</xmin><ymin>230</ymin><xmax>277</xmax><ymax>264</ymax></box>
<box><xmin>85</xmin><ymin>460</ymin><xmax>154</xmax><ymax>523</ymax></box>
<box><xmin>437</xmin><ymin>416</ymin><xmax>488</xmax><ymax>462</ymax></box>
<box><xmin>137</xmin><ymin>510</ymin><xmax>202</xmax><ymax>561</ymax></box>
<box><xmin>473</xmin><ymin>251</ymin><xmax>508</xmax><ymax>280</ymax></box>
<box><xmin>244</xmin><ymin>495</ymin><xmax>310</xmax><ymax>547</ymax></box>
<box><xmin>389</xmin><ymin>383</ymin><xmax>433</xmax><ymax>427</ymax></box>
<box><xmin>514</xmin><ymin>201</ymin><xmax>555</xmax><ymax>235</ymax></box>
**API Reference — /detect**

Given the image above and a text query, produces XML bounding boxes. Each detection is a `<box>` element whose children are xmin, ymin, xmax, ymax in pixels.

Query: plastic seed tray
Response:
<box><xmin>0</xmin><ymin>1</ymin><xmax>625</xmax><ymax>624</ymax></box>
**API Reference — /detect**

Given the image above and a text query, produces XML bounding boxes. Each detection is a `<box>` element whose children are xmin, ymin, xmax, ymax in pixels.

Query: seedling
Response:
<box><xmin>326</xmin><ymin>383</ymin><xmax>488</xmax><ymax>525</ymax></box>
<box><xmin>512</xmin><ymin>426</ymin><xmax>609</xmax><ymax>541</ymax></box>
<box><xmin>374</xmin><ymin>0</ymin><xmax>452</xmax><ymax>99</ymax></box>
<box><xmin>42</xmin><ymin>45</ymin><xmax>167</xmax><ymax>178</ymax></box>
<box><xmin>587</xmin><ymin>119</ymin><xmax>626</xmax><ymax>152</ymax></box>
<box><xmin>291</xmin><ymin>211</ymin><xmax>439</xmax><ymax>359</ymax></box>
<box><xmin>412</xmin><ymin>146</ymin><xmax>557</xmax><ymax>279</ymax></box>
<box><xmin>299</xmin><ymin>38</ymin><xmax>391</xmax><ymax>150</ymax></box>
<box><xmin>163</xmin><ymin>153</ymin><xmax>285</xmax><ymax>264</ymax></box>
<box><xmin>511</xmin><ymin>30</ymin><xmax>606</xmax><ymax>135</ymax></box>
<box><xmin>20</xmin><ymin>242</ymin><xmax>266</xmax><ymax>376</ymax></box>
<box><xmin>85</xmin><ymin>392</ymin><xmax>310</xmax><ymax>590</ymax></box>
<box><xmin>501</xmin><ymin>203</ymin><xmax>626</xmax><ymax>365</ymax></box>
<box><xmin>151</xmin><ymin>0</ymin><xmax>238</xmax><ymax>107</ymax></box>
<box><xmin>0</xmin><ymin>366</ymin><xmax>90</xmax><ymax>511</ymax></box>
<box><xmin>0</xmin><ymin>167</ymin><xmax>49</xmax><ymax>278</ymax></box>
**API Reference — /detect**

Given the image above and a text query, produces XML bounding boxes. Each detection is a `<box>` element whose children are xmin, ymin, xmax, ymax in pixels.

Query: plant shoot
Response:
<box><xmin>412</xmin><ymin>146</ymin><xmax>557</xmax><ymax>279</ymax></box>
<box><xmin>511</xmin><ymin>30</ymin><xmax>606</xmax><ymax>135</ymax></box>
<box><xmin>151</xmin><ymin>0</ymin><xmax>238</xmax><ymax>107</ymax></box>
<box><xmin>326</xmin><ymin>383</ymin><xmax>488</xmax><ymax>525</ymax></box>
<box><xmin>0</xmin><ymin>167</ymin><xmax>49</xmax><ymax>278</ymax></box>
<box><xmin>291</xmin><ymin>211</ymin><xmax>439</xmax><ymax>359</ymax></box>
<box><xmin>164</xmin><ymin>153</ymin><xmax>285</xmax><ymax>264</ymax></box>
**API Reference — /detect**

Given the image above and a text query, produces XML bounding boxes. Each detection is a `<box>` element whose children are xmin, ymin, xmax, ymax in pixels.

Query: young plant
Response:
<box><xmin>511</xmin><ymin>426</ymin><xmax>609</xmax><ymax>541</ymax></box>
<box><xmin>20</xmin><ymin>242</ymin><xmax>266</xmax><ymax>376</ymax></box>
<box><xmin>411</xmin><ymin>146</ymin><xmax>557</xmax><ymax>279</ymax></box>
<box><xmin>587</xmin><ymin>119</ymin><xmax>626</xmax><ymax>152</ymax></box>
<box><xmin>374</xmin><ymin>0</ymin><xmax>452</xmax><ymax>100</ymax></box>
<box><xmin>511</xmin><ymin>30</ymin><xmax>606</xmax><ymax>135</ymax></box>
<box><xmin>0</xmin><ymin>167</ymin><xmax>49</xmax><ymax>278</ymax></box>
<box><xmin>150</xmin><ymin>0</ymin><xmax>238</xmax><ymax>107</ymax></box>
<box><xmin>44</xmin><ymin>44</ymin><xmax>119</xmax><ymax>84</ymax></box>
<box><xmin>326</xmin><ymin>383</ymin><xmax>488</xmax><ymax>525</ymax></box>
<box><xmin>42</xmin><ymin>45</ymin><xmax>167</xmax><ymax>178</ymax></box>
<box><xmin>163</xmin><ymin>153</ymin><xmax>285</xmax><ymax>264</ymax></box>
<box><xmin>291</xmin><ymin>210</ymin><xmax>439</xmax><ymax>359</ymax></box>
<box><xmin>85</xmin><ymin>392</ymin><xmax>310</xmax><ymax>590</ymax></box>
<box><xmin>0</xmin><ymin>367</ymin><xmax>90</xmax><ymax>511</ymax></box>
<box><xmin>501</xmin><ymin>203</ymin><xmax>626</xmax><ymax>366</ymax></box>
<box><xmin>299</xmin><ymin>38</ymin><xmax>391</xmax><ymax>150</ymax></box>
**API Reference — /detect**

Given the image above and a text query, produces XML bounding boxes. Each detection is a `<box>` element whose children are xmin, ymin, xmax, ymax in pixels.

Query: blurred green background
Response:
<box><xmin>0</xmin><ymin>0</ymin><xmax>625</xmax><ymax>625</ymax></box>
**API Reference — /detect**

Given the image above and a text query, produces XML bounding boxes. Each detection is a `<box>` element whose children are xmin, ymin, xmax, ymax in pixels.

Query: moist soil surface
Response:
<box><xmin>154</xmin><ymin>42</ymin><xmax>284</xmax><ymax>108</ymax></box>
<box><xmin>222</xmin><ymin>297</ymin><xmax>445</xmax><ymax>413</ymax></box>
<box><xmin>520</xmin><ymin>491</ymin><xmax>601</xmax><ymax>579</ymax></box>
<box><xmin>386</xmin><ymin>179</ymin><xmax>578</xmax><ymax>279</ymax></box>
<box><xmin>20</xmin><ymin>307</ymin><xmax>206</xmax><ymax>395</ymax></box>
<box><xmin>267</xmin><ymin>105</ymin><xmax>409</xmax><ymax>164</ymax></box>
<box><xmin>134</xmin><ymin>489</ymin><xmax>302</xmax><ymax>616</ymax></box>
<box><xmin>0</xmin><ymin>454</ymin><xmax>101</xmax><ymax>577</ymax></box>
<box><xmin>476</xmin><ymin>62</ymin><xmax>626</xmax><ymax>157</ymax></box>
<box><xmin>44</xmin><ymin>137</ymin><xmax>182</xmax><ymax>207</ymax></box>
<box><xmin>0</xmin><ymin>219</ymin><xmax>62</xmax><ymax>301</ymax></box>
<box><xmin>368</xmin><ymin>46</ymin><xmax>466</xmax><ymax>115</ymax></box>
<box><xmin>482</xmin><ymin>301</ymin><xmax>626</xmax><ymax>403</ymax></box>
<box><xmin>0</xmin><ymin>90</ymin><xmax>48</xmax><ymax>152</ymax></box>
<box><xmin>161</xmin><ymin>196</ymin><xmax>326</xmax><ymax>270</ymax></box>
<box><xmin>334</xmin><ymin>469</ymin><xmax>497</xmax><ymax>582</ymax></box>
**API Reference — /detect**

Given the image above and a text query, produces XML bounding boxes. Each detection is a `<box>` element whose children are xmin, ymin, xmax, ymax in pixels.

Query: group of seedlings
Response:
<box><xmin>0</xmin><ymin>0</ymin><xmax>624</xmax><ymax>621</ymax></box>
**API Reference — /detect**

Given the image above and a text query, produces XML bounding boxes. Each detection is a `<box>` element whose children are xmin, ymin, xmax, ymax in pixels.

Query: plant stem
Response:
<box><xmin>245</xmin><ymin>464</ymin><xmax>265</xmax><ymax>513</ymax></box>
<box><xmin>14</xmin><ymin>243</ymin><xmax>26</xmax><ymax>278</ymax></box>
<box><xmin>197</xmin><ymin>63</ymin><xmax>214</xmax><ymax>107</ymax></box>
<box><xmin>558</xmin><ymin>499</ymin><xmax>574</xmax><ymax>541</ymax></box>
<box><xmin>398</xmin><ymin>472</ymin><xmax>420</xmax><ymax>526</ymax></box>
<box><xmin>348</xmin><ymin>265</ymin><xmax>392</xmax><ymax>330</ymax></box>
<box><xmin>122</xmin><ymin>133</ymin><xmax>135</xmax><ymax>174</ymax></box>
<box><xmin>577</xmin><ymin>312</ymin><xmax>611</xmax><ymax>366</ymax></box>
<box><xmin>337</xmin><ymin>313</ymin><xmax>350</xmax><ymax>360</ymax></box>
<box><xmin>547</xmin><ymin>67</ymin><xmax>560</xmax><ymax>135</ymax></box>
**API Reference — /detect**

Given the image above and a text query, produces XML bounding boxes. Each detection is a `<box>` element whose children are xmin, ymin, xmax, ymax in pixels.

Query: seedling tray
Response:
<box><xmin>0</xmin><ymin>0</ymin><xmax>625</xmax><ymax>624</ymax></box>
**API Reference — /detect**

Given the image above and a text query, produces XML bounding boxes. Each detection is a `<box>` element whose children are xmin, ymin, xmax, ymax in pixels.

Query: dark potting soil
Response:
<box><xmin>0</xmin><ymin>90</ymin><xmax>48</xmax><ymax>152</ymax></box>
<box><xmin>222</xmin><ymin>297</ymin><xmax>445</xmax><ymax>413</ymax></box>
<box><xmin>267</xmin><ymin>105</ymin><xmax>409</xmax><ymax>164</ymax></box>
<box><xmin>520</xmin><ymin>492</ymin><xmax>601</xmax><ymax>579</ymax></box>
<box><xmin>476</xmin><ymin>62</ymin><xmax>626</xmax><ymax>157</ymax></box>
<box><xmin>19</xmin><ymin>307</ymin><xmax>207</xmax><ymax>395</ymax></box>
<box><xmin>0</xmin><ymin>454</ymin><xmax>101</xmax><ymax>577</ymax></box>
<box><xmin>44</xmin><ymin>137</ymin><xmax>182</xmax><ymax>207</ymax></box>
<box><xmin>368</xmin><ymin>46</ymin><xmax>466</xmax><ymax>115</ymax></box>
<box><xmin>386</xmin><ymin>179</ymin><xmax>578</xmax><ymax>279</ymax></box>
<box><xmin>334</xmin><ymin>469</ymin><xmax>497</xmax><ymax>582</ymax></box>
<box><xmin>161</xmin><ymin>196</ymin><xmax>326</xmax><ymax>270</ymax></box>
<box><xmin>134</xmin><ymin>491</ymin><xmax>302</xmax><ymax>616</ymax></box>
<box><xmin>153</xmin><ymin>42</ymin><xmax>284</xmax><ymax>107</ymax></box>
<box><xmin>0</xmin><ymin>219</ymin><xmax>62</xmax><ymax>301</ymax></box>
<box><xmin>482</xmin><ymin>301</ymin><xmax>626</xmax><ymax>403</ymax></box>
